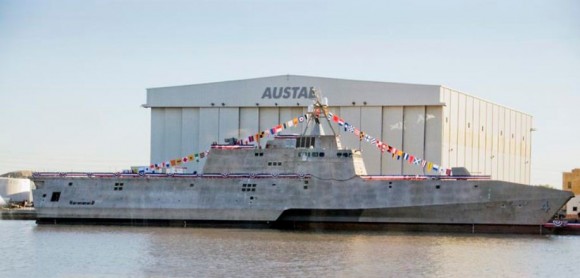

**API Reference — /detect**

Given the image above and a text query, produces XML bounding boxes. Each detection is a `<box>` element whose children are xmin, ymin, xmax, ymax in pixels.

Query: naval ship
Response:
<box><xmin>31</xmin><ymin>95</ymin><xmax>573</xmax><ymax>233</ymax></box>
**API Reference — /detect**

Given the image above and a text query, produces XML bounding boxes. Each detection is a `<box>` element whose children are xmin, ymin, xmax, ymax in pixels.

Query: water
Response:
<box><xmin>0</xmin><ymin>221</ymin><xmax>577</xmax><ymax>277</ymax></box>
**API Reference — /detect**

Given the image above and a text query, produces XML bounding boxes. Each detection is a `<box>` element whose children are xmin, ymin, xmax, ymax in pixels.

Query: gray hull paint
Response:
<box><xmin>32</xmin><ymin>175</ymin><xmax>572</xmax><ymax>226</ymax></box>
<box><xmin>31</xmin><ymin>123</ymin><xmax>573</xmax><ymax>230</ymax></box>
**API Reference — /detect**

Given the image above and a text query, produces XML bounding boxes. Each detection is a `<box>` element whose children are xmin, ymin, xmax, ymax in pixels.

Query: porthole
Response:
<box><xmin>435</xmin><ymin>185</ymin><xmax>441</xmax><ymax>189</ymax></box>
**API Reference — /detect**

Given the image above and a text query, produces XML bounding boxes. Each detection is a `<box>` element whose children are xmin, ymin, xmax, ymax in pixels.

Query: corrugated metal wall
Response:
<box><xmin>441</xmin><ymin>87</ymin><xmax>532</xmax><ymax>184</ymax></box>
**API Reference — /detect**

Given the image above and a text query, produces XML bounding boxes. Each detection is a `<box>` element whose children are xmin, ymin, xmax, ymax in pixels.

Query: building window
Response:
<box><xmin>573</xmin><ymin>206</ymin><xmax>578</xmax><ymax>212</ymax></box>
<box><xmin>569</xmin><ymin>182</ymin><xmax>572</xmax><ymax>189</ymax></box>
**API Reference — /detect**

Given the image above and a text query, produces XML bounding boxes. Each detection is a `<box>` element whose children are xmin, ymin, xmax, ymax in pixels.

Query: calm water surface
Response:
<box><xmin>0</xmin><ymin>221</ymin><xmax>577</xmax><ymax>277</ymax></box>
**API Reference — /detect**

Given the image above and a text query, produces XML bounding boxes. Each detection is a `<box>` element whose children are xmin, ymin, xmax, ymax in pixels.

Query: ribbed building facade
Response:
<box><xmin>145</xmin><ymin>75</ymin><xmax>532</xmax><ymax>184</ymax></box>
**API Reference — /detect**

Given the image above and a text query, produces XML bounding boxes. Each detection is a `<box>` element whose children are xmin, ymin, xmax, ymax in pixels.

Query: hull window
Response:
<box><xmin>114</xmin><ymin>183</ymin><xmax>124</xmax><ymax>191</ymax></box>
<box><xmin>242</xmin><ymin>184</ymin><xmax>257</xmax><ymax>192</ymax></box>
<box><xmin>50</xmin><ymin>192</ymin><xmax>61</xmax><ymax>202</ymax></box>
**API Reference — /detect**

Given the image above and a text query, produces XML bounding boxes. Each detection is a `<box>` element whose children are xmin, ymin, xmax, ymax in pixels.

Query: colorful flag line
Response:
<box><xmin>153</xmin><ymin>114</ymin><xmax>313</xmax><ymax>169</ymax></box>
<box><xmin>326</xmin><ymin>112</ymin><xmax>452</xmax><ymax>176</ymax></box>
<box><xmin>154</xmin><ymin>111</ymin><xmax>451</xmax><ymax>175</ymax></box>
<box><xmin>150</xmin><ymin>151</ymin><xmax>209</xmax><ymax>170</ymax></box>
<box><xmin>241</xmin><ymin>114</ymin><xmax>310</xmax><ymax>144</ymax></box>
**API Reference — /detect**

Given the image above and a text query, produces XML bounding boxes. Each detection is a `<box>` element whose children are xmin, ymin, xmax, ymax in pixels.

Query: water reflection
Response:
<box><xmin>0</xmin><ymin>222</ymin><xmax>576</xmax><ymax>277</ymax></box>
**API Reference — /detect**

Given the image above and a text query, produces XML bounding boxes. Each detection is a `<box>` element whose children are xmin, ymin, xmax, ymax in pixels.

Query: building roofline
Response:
<box><xmin>147</xmin><ymin>74</ymin><xmax>442</xmax><ymax>91</ymax></box>
<box><xmin>440</xmin><ymin>85</ymin><xmax>532</xmax><ymax>117</ymax></box>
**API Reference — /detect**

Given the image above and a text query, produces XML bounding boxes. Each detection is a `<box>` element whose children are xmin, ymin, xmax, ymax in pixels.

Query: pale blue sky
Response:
<box><xmin>0</xmin><ymin>0</ymin><xmax>578</xmax><ymax>186</ymax></box>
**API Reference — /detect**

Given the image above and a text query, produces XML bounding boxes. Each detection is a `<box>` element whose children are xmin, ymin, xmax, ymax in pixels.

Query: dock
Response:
<box><xmin>0</xmin><ymin>208</ymin><xmax>37</xmax><ymax>220</ymax></box>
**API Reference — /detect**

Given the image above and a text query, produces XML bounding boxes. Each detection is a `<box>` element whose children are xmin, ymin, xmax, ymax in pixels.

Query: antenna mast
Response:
<box><xmin>302</xmin><ymin>88</ymin><xmax>338</xmax><ymax>136</ymax></box>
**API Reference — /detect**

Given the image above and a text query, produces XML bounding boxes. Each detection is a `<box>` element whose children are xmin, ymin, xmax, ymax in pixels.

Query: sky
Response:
<box><xmin>0</xmin><ymin>0</ymin><xmax>578</xmax><ymax>187</ymax></box>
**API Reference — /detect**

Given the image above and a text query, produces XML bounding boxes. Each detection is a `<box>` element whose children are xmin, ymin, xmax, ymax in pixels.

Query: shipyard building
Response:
<box><xmin>145</xmin><ymin>75</ymin><xmax>532</xmax><ymax>184</ymax></box>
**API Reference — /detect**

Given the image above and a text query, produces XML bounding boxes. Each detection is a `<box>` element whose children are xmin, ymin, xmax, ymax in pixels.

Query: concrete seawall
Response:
<box><xmin>0</xmin><ymin>208</ymin><xmax>36</xmax><ymax>220</ymax></box>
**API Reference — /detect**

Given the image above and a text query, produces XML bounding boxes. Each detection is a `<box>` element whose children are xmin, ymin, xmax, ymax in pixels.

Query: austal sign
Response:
<box><xmin>261</xmin><ymin>87</ymin><xmax>316</xmax><ymax>99</ymax></box>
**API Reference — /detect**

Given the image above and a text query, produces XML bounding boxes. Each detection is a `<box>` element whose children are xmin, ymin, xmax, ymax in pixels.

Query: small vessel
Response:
<box><xmin>31</xmin><ymin>93</ymin><xmax>573</xmax><ymax>233</ymax></box>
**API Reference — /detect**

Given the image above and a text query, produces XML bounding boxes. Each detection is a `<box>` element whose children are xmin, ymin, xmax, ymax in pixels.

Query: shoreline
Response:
<box><xmin>0</xmin><ymin>208</ymin><xmax>37</xmax><ymax>220</ymax></box>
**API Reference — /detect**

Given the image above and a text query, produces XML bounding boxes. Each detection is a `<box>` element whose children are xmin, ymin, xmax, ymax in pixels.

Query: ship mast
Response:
<box><xmin>302</xmin><ymin>88</ymin><xmax>338</xmax><ymax>137</ymax></box>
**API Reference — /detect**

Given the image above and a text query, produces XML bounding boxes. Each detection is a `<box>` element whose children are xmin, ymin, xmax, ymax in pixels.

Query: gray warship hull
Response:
<box><xmin>31</xmin><ymin>172</ymin><xmax>573</xmax><ymax>233</ymax></box>
<box><xmin>30</xmin><ymin>100</ymin><xmax>573</xmax><ymax>233</ymax></box>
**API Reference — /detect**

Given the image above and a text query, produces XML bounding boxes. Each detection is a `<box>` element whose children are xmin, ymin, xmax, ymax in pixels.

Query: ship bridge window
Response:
<box><xmin>296</xmin><ymin>137</ymin><xmax>315</xmax><ymax>148</ymax></box>
<box><xmin>298</xmin><ymin>152</ymin><xmax>325</xmax><ymax>158</ymax></box>
<box><xmin>337</xmin><ymin>152</ymin><xmax>352</xmax><ymax>158</ymax></box>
